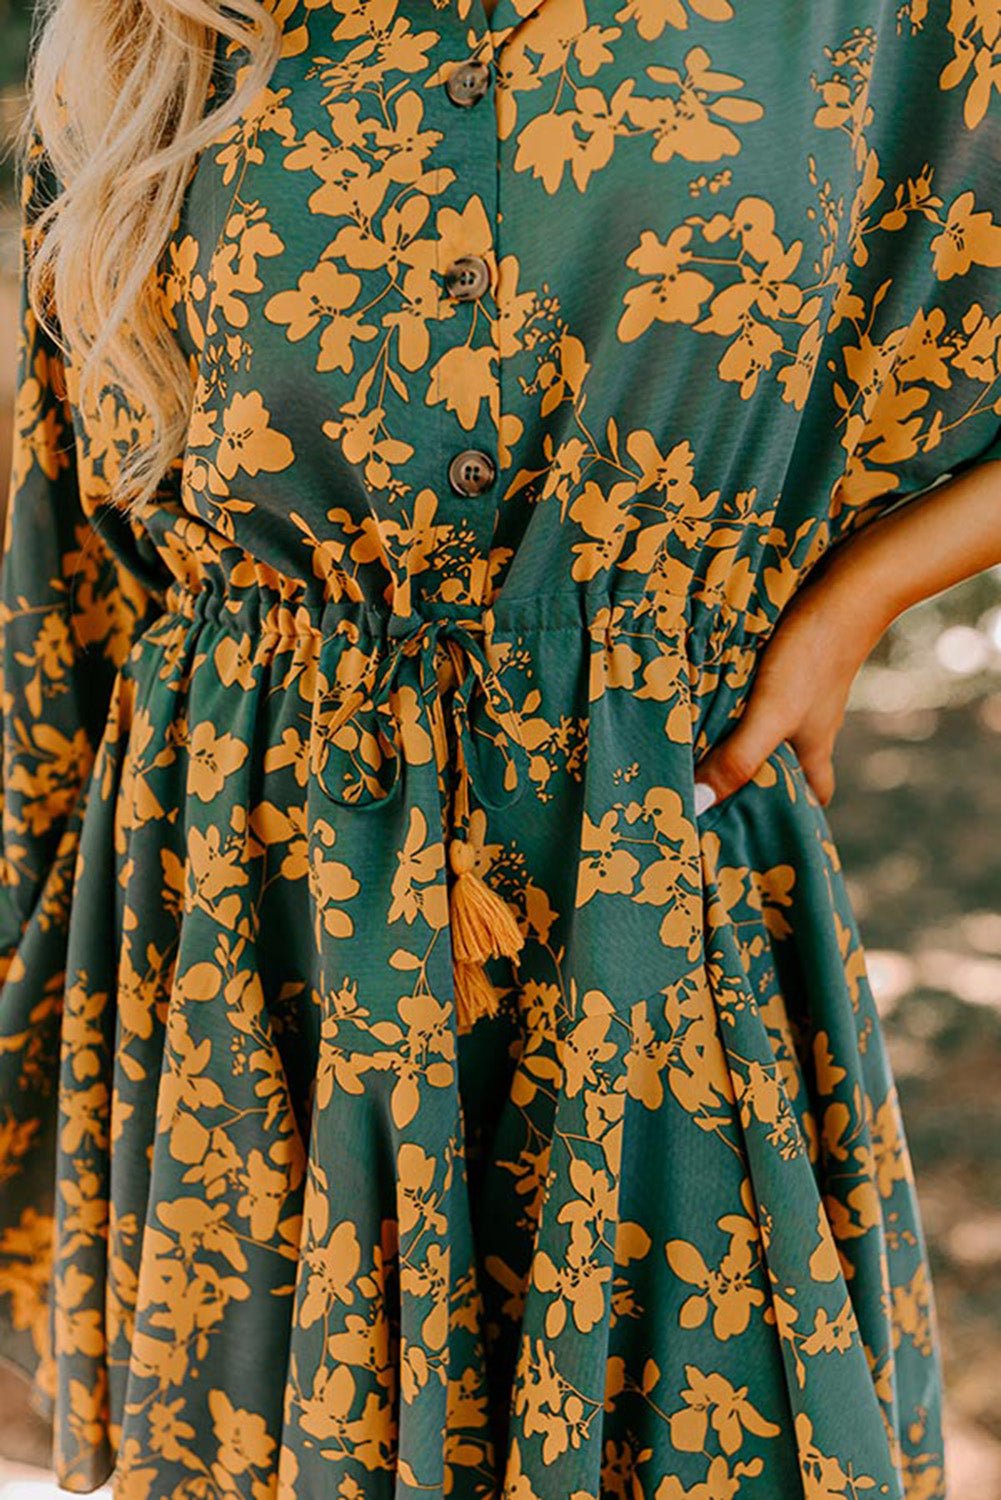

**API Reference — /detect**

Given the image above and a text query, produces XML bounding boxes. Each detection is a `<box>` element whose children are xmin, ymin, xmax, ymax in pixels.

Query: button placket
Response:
<box><xmin>437</xmin><ymin>36</ymin><xmax>500</xmax><ymax>560</ymax></box>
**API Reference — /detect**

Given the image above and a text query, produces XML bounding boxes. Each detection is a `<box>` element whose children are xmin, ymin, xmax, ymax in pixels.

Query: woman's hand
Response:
<box><xmin>690</xmin><ymin>565</ymin><xmax>889</xmax><ymax>814</ymax></box>
<box><xmin>692</xmin><ymin>458</ymin><xmax>1001</xmax><ymax>817</ymax></box>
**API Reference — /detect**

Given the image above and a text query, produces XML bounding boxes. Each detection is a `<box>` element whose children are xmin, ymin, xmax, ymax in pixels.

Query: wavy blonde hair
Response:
<box><xmin>15</xmin><ymin>0</ymin><xmax>283</xmax><ymax>517</ymax></box>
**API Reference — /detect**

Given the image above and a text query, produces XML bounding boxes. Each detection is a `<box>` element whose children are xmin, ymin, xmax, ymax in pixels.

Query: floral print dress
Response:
<box><xmin>2</xmin><ymin>0</ymin><xmax>1000</xmax><ymax>1495</ymax></box>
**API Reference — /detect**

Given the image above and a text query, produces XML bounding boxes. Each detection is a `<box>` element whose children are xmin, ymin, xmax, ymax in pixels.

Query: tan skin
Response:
<box><xmin>691</xmin><ymin>459</ymin><xmax>1001</xmax><ymax>810</ymax></box>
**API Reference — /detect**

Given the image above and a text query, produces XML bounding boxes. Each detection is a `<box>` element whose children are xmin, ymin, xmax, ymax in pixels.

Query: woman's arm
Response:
<box><xmin>691</xmin><ymin>460</ymin><xmax>1001</xmax><ymax>814</ymax></box>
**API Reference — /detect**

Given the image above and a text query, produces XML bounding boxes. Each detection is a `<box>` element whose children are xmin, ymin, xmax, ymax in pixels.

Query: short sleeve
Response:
<box><xmin>829</xmin><ymin>11</ymin><xmax>1001</xmax><ymax>523</ymax></box>
<box><xmin>0</xmin><ymin>126</ymin><xmax>162</xmax><ymax>1430</ymax></box>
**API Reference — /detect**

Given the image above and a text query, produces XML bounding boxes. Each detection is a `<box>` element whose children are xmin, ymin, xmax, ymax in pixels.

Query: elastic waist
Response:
<box><xmin>156</xmin><ymin>576</ymin><xmax>689</xmax><ymax>643</ymax></box>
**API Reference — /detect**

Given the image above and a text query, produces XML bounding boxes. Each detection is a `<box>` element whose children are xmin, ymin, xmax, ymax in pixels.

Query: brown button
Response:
<box><xmin>444</xmin><ymin>256</ymin><xmax>491</xmax><ymax>301</ymax></box>
<box><xmin>445</xmin><ymin>59</ymin><xmax>491</xmax><ymax>107</ymax></box>
<box><xmin>448</xmin><ymin>449</ymin><xmax>496</xmax><ymax>497</ymax></box>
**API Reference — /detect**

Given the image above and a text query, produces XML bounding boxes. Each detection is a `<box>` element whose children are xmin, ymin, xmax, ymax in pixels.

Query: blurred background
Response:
<box><xmin>0</xmin><ymin>0</ymin><xmax>999</xmax><ymax>1495</ymax></box>
<box><xmin>0</xmin><ymin>0</ymin><xmax>30</xmax><ymax>501</ymax></box>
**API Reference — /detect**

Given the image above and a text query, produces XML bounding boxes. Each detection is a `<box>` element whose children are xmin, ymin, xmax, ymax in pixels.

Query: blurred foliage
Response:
<box><xmin>0</xmin><ymin>0</ymin><xmax>32</xmax><ymax>89</ymax></box>
<box><xmin>0</xmin><ymin>0</ymin><xmax>33</xmax><ymax>196</ymax></box>
<box><xmin>835</xmin><ymin>566</ymin><xmax>1001</xmax><ymax>1483</ymax></box>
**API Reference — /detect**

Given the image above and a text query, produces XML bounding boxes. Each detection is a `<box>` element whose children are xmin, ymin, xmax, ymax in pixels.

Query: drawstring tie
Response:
<box><xmin>313</xmin><ymin>608</ymin><xmax>530</xmax><ymax>1030</ymax></box>
<box><xmin>447</xmin><ymin>836</ymin><xmax>524</xmax><ymax>1025</ymax></box>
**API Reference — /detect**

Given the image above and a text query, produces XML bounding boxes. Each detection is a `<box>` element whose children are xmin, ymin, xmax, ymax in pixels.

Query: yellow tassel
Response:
<box><xmin>448</xmin><ymin>837</ymin><xmax>524</xmax><ymax>1029</ymax></box>
<box><xmin>453</xmin><ymin>959</ymin><xmax>502</xmax><ymax>1030</ymax></box>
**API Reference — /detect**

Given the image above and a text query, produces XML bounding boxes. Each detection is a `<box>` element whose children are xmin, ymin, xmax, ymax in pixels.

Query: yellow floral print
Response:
<box><xmin>3</xmin><ymin>0</ymin><xmax>997</xmax><ymax>1495</ymax></box>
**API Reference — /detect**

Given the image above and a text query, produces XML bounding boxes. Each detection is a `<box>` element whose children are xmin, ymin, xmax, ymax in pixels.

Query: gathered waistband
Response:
<box><xmin>153</xmin><ymin>575</ymin><xmax>721</xmax><ymax>648</ymax></box>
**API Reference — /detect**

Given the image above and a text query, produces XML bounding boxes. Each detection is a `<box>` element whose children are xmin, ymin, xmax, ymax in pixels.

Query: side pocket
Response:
<box><xmin>695</xmin><ymin>736</ymin><xmax>813</xmax><ymax>837</ymax></box>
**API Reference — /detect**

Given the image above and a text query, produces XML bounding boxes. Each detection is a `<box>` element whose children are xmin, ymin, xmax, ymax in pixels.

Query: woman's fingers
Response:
<box><xmin>796</xmin><ymin>742</ymin><xmax>836</xmax><ymax>806</ymax></box>
<box><xmin>694</xmin><ymin>701</ymin><xmax>840</xmax><ymax>816</ymax></box>
<box><xmin>692</xmin><ymin>689</ymin><xmax>792</xmax><ymax>814</ymax></box>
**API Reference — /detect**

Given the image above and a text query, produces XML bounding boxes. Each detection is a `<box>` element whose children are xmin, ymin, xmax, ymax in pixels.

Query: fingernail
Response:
<box><xmin>693</xmin><ymin>780</ymin><xmax>717</xmax><ymax>816</ymax></box>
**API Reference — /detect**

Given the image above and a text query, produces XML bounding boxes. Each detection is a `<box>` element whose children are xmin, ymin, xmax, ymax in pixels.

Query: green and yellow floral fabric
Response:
<box><xmin>2</xmin><ymin>0</ymin><xmax>1000</xmax><ymax>1495</ymax></box>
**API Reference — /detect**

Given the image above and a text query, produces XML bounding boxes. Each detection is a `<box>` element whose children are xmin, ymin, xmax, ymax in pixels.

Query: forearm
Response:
<box><xmin>814</xmin><ymin>460</ymin><xmax>1001</xmax><ymax>648</ymax></box>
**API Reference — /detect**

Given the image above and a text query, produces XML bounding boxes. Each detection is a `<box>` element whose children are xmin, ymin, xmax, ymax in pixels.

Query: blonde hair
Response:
<box><xmin>15</xmin><ymin>0</ymin><xmax>283</xmax><ymax>517</ymax></box>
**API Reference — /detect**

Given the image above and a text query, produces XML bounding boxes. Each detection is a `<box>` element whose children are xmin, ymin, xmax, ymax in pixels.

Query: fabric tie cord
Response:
<box><xmin>314</xmin><ymin>608</ymin><xmax>531</xmax><ymax>1030</ymax></box>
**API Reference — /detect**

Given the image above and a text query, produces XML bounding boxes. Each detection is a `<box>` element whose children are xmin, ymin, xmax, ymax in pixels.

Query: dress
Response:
<box><xmin>2</xmin><ymin>0</ymin><xmax>1000</xmax><ymax>1493</ymax></box>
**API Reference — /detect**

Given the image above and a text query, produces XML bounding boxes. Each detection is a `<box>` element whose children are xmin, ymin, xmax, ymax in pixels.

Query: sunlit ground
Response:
<box><xmin>0</xmin><ymin>1475</ymin><xmax>109</xmax><ymax>1498</ymax></box>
